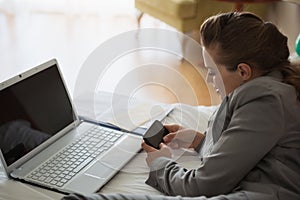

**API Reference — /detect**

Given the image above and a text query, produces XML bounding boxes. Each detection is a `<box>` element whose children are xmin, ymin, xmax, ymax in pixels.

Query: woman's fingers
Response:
<box><xmin>164</xmin><ymin>124</ymin><xmax>182</xmax><ymax>133</ymax></box>
<box><xmin>166</xmin><ymin>129</ymin><xmax>205</xmax><ymax>149</ymax></box>
<box><xmin>163</xmin><ymin>124</ymin><xmax>183</xmax><ymax>145</ymax></box>
<box><xmin>141</xmin><ymin>140</ymin><xmax>157</xmax><ymax>152</ymax></box>
<box><xmin>145</xmin><ymin>143</ymin><xmax>172</xmax><ymax>166</ymax></box>
<box><xmin>163</xmin><ymin>132</ymin><xmax>176</xmax><ymax>143</ymax></box>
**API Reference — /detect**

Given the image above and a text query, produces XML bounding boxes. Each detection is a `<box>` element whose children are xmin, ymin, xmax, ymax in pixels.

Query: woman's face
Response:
<box><xmin>202</xmin><ymin>48</ymin><xmax>243</xmax><ymax>98</ymax></box>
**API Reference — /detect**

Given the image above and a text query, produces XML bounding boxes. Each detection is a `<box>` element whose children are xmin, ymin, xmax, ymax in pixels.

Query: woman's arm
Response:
<box><xmin>146</xmin><ymin>86</ymin><xmax>285</xmax><ymax>197</ymax></box>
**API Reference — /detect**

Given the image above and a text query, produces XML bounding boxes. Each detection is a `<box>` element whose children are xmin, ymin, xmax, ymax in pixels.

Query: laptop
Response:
<box><xmin>0</xmin><ymin>59</ymin><xmax>142</xmax><ymax>195</ymax></box>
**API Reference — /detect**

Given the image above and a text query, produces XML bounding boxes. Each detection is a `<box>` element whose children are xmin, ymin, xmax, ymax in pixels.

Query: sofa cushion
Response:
<box><xmin>135</xmin><ymin>0</ymin><xmax>197</xmax><ymax>19</ymax></box>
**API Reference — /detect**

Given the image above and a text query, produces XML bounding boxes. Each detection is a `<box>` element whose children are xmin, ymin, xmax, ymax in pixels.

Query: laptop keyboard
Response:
<box><xmin>27</xmin><ymin>125</ymin><xmax>123</xmax><ymax>188</ymax></box>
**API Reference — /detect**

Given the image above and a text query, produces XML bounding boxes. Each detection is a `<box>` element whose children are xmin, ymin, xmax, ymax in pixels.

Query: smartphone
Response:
<box><xmin>143</xmin><ymin>120</ymin><xmax>169</xmax><ymax>149</ymax></box>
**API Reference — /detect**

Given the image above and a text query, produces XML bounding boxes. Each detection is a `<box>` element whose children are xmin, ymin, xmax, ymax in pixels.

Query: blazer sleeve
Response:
<box><xmin>146</xmin><ymin>83</ymin><xmax>285</xmax><ymax>197</ymax></box>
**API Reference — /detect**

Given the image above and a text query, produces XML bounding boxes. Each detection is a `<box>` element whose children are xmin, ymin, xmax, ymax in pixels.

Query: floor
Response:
<box><xmin>0</xmin><ymin>0</ymin><xmax>220</xmax><ymax>106</ymax></box>
<box><xmin>2</xmin><ymin>1</ymin><xmax>299</xmax><ymax>107</ymax></box>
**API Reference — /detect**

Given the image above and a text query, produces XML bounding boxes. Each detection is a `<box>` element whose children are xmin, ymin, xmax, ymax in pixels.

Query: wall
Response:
<box><xmin>268</xmin><ymin>1</ymin><xmax>300</xmax><ymax>55</ymax></box>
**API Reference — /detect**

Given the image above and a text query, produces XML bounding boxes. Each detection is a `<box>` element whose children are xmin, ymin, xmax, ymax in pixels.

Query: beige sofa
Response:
<box><xmin>135</xmin><ymin>0</ymin><xmax>269</xmax><ymax>32</ymax></box>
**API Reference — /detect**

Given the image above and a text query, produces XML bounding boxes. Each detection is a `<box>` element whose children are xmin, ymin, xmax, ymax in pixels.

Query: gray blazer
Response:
<box><xmin>62</xmin><ymin>71</ymin><xmax>300</xmax><ymax>200</ymax></box>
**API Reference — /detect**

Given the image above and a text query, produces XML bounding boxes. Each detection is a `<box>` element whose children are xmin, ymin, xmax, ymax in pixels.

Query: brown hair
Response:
<box><xmin>200</xmin><ymin>12</ymin><xmax>300</xmax><ymax>100</ymax></box>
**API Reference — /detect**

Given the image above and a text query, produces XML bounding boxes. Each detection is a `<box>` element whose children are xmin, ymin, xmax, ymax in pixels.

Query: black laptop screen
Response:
<box><xmin>0</xmin><ymin>64</ymin><xmax>75</xmax><ymax>166</ymax></box>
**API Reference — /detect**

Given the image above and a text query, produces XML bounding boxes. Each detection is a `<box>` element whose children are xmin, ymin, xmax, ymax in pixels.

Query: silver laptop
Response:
<box><xmin>0</xmin><ymin>59</ymin><xmax>142</xmax><ymax>195</ymax></box>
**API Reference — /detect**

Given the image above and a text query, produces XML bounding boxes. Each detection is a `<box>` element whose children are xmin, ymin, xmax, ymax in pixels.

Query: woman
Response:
<box><xmin>63</xmin><ymin>12</ymin><xmax>300</xmax><ymax>200</ymax></box>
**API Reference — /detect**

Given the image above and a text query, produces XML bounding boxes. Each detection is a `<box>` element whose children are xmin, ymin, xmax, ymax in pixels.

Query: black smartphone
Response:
<box><xmin>143</xmin><ymin>120</ymin><xmax>169</xmax><ymax>149</ymax></box>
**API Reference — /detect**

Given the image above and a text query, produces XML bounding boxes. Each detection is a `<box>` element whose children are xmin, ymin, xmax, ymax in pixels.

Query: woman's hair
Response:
<box><xmin>200</xmin><ymin>12</ymin><xmax>300</xmax><ymax>100</ymax></box>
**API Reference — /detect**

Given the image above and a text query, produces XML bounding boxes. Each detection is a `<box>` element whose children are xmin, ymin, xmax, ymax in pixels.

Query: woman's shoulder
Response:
<box><xmin>229</xmin><ymin>75</ymin><xmax>296</xmax><ymax>107</ymax></box>
<box><xmin>240</xmin><ymin>74</ymin><xmax>291</xmax><ymax>93</ymax></box>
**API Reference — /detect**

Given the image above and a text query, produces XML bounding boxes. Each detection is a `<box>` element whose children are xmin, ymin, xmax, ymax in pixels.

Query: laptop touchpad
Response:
<box><xmin>85</xmin><ymin>161</ymin><xmax>115</xmax><ymax>178</ymax></box>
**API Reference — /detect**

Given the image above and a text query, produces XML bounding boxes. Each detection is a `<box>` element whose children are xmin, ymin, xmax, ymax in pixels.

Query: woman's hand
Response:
<box><xmin>141</xmin><ymin>124</ymin><xmax>205</xmax><ymax>166</ymax></box>
<box><xmin>163</xmin><ymin>124</ymin><xmax>205</xmax><ymax>150</ymax></box>
<box><xmin>142</xmin><ymin>141</ymin><xmax>171</xmax><ymax>167</ymax></box>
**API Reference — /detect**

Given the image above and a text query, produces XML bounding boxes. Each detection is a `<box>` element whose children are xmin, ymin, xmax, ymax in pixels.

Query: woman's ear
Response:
<box><xmin>237</xmin><ymin>63</ymin><xmax>252</xmax><ymax>81</ymax></box>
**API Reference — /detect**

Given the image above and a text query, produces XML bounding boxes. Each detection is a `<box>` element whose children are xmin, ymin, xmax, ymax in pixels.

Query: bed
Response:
<box><xmin>0</xmin><ymin>92</ymin><xmax>217</xmax><ymax>200</ymax></box>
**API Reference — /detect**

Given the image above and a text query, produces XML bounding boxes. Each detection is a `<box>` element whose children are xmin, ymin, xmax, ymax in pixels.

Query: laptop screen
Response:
<box><xmin>0</xmin><ymin>63</ymin><xmax>75</xmax><ymax>166</ymax></box>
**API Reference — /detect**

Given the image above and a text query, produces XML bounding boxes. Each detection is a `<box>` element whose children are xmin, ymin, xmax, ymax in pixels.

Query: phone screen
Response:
<box><xmin>143</xmin><ymin>120</ymin><xmax>169</xmax><ymax>149</ymax></box>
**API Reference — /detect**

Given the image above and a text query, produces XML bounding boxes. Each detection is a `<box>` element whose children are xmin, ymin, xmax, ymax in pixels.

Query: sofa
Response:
<box><xmin>135</xmin><ymin>0</ymin><xmax>269</xmax><ymax>33</ymax></box>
